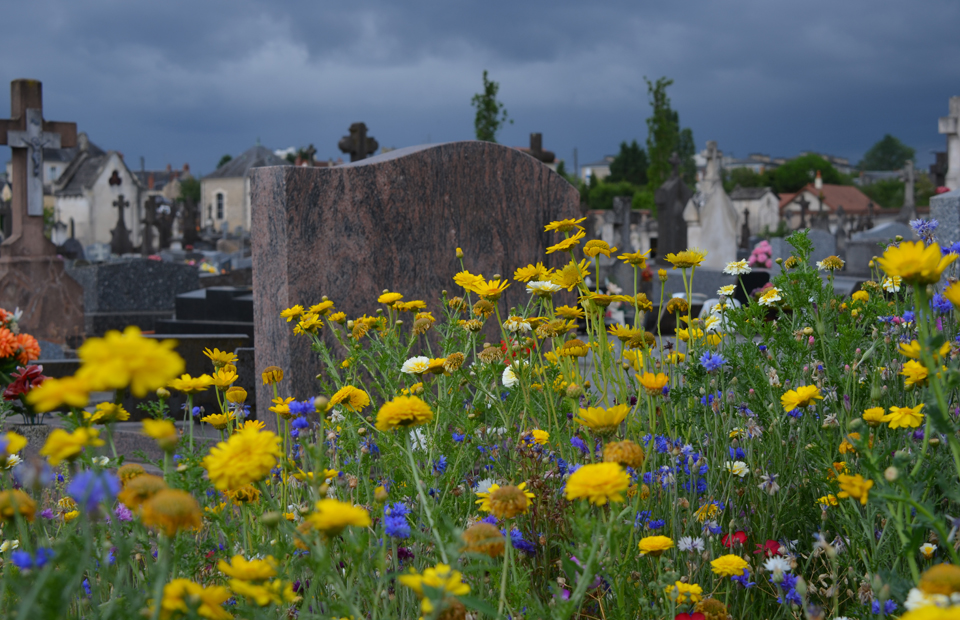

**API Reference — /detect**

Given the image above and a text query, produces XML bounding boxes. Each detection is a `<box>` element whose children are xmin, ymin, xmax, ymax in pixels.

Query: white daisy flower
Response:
<box><xmin>758</xmin><ymin>287</ymin><xmax>782</xmax><ymax>307</ymax></box>
<box><xmin>503</xmin><ymin>316</ymin><xmax>532</xmax><ymax>333</ymax></box>
<box><xmin>3</xmin><ymin>455</ymin><xmax>22</xmax><ymax>470</ymax></box>
<box><xmin>883</xmin><ymin>276</ymin><xmax>902</xmax><ymax>292</ymax></box>
<box><xmin>526</xmin><ymin>280</ymin><xmax>562</xmax><ymax>295</ymax></box>
<box><xmin>501</xmin><ymin>361</ymin><xmax>528</xmax><ymax>388</ymax></box>
<box><xmin>723</xmin><ymin>260</ymin><xmax>751</xmax><ymax>275</ymax></box>
<box><xmin>0</xmin><ymin>540</ymin><xmax>19</xmax><ymax>553</ymax></box>
<box><xmin>725</xmin><ymin>461</ymin><xmax>750</xmax><ymax>477</ymax></box>
<box><xmin>718</xmin><ymin>284</ymin><xmax>736</xmax><ymax>297</ymax></box>
<box><xmin>401</xmin><ymin>356</ymin><xmax>431</xmax><ymax>374</ymax></box>
<box><xmin>763</xmin><ymin>556</ymin><xmax>791</xmax><ymax>574</ymax></box>
<box><xmin>677</xmin><ymin>536</ymin><xmax>705</xmax><ymax>552</ymax></box>
<box><xmin>919</xmin><ymin>542</ymin><xmax>938</xmax><ymax>559</ymax></box>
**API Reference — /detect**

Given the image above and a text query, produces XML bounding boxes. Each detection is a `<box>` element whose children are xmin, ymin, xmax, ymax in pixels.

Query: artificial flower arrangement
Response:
<box><xmin>0</xmin><ymin>218</ymin><xmax>958</xmax><ymax>620</ymax></box>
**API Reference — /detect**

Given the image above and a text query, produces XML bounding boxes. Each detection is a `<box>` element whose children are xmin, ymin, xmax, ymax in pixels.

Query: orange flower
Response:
<box><xmin>15</xmin><ymin>334</ymin><xmax>40</xmax><ymax>365</ymax></box>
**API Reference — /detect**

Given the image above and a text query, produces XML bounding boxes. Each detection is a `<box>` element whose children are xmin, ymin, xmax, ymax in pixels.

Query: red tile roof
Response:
<box><xmin>779</xmin><ymin>183</ymin><xmax>892</xmax><ymax>215</ymax></box>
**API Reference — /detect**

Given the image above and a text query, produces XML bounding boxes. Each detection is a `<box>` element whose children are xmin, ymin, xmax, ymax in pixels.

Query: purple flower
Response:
<box><xmin>114</xmin><ymin>503</ymin><xmax>133</xmax><ymax>522</ymax></box>
<box><xmin>10</xmin><ymin>551</ymin><xmax>32</xmax><ymax>569</ymax></box>
<box><xmin>384</xmin><ymin>502</ymin><xmax>410</xmax><ymax>539</ymax></box>
<box><xmin>39</xmin><ymin>508</ymin><xmax>55</xmax><ymax>520</ymax></box>
<box><xmin>67</xmin><ymin>470</ymin><xmax>120</xmax><ymax>511</ymax></box>
<box><xmin>699</xmin><ymin>351</ymin><xmax>725</xmax><ymax>372</ymax></box>
<box><xmin>570</xmin><ymin>436</ymin><xmax>588</xmax><ymax>456</ymax></box>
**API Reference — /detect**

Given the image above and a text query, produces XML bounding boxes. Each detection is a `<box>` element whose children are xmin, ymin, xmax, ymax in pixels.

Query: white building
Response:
<box><xmin>52</xmin><ymin>133</ymin><xmax>143</xmax><ymax>248</ymax></box>
<box><xmin>200</xmin><ymin>145</ymin><xmax>290</xmax><ymax>234</ymax></box>
<box><xmin>580</xmin><ymin>156</ymin><xmax>614</xmax><ymax>183</ymax></box>
<box><xmin>729</xmin><ymin>186</ymin><xmax>781</xmax><ymax>236</ymax></box>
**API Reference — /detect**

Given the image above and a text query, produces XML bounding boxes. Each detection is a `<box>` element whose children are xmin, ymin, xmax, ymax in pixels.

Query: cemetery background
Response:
<box><xmin>0</xmin><ymin>53</ymin><xmax>959</xmax><ymax>617</ymax></box>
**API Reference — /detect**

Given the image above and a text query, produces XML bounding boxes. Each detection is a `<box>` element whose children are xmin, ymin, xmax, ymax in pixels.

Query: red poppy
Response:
<box><xmin>675</xmin><ymin>614</ymin><xmax>706</xmax><ymax>620</ymax></box>
<box><xmin>755</xmin><ymin>539</ymin><xmax>782</xmax><ymax>557</ymax></box>
<box><xmin>641</xmin><ymin>267</ymin><xmax>654</xmax><ymax>282</ymax></box>
<box><xmin>722</xmin><ymin>530</ymin><xmax>747</xmax><ymax>548</ymax></box>
<box><xmin>3</xmin><ymin>365</ymin><xmax>47</xmax><ymax>401</ymax></box>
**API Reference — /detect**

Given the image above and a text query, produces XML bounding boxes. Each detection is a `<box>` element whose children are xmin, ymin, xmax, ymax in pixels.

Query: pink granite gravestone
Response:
<box><xmin>250</xmin><ymin>141</ymin><xmax>581</xmax><ymax>429</ymax></box>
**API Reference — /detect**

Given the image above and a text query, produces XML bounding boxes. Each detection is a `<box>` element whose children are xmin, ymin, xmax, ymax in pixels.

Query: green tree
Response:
<box><xmin>471</xmin><ymin>70</ymin><xmax>512</xmax><ymax>142</ymax></box>
<box><xmin>608</xmin><ymin>140</ymin><xmax>649</xmax><ymax>186</ymax></box>
<box><xmin>722</xmin><ymin>168</ymin><xmax>765</xmax><ymax>193</ymax></box>
<box><xmin>645</xmin><ymin>77</ymin><xmax>695</xmax><ymax>189</ymax></box>
<box><xmin>860</xmin><ymin>178</ymin><xmax>904</xmax><ymax>209</ymax></box>
<box><xmin>587</xmin><ymin>181</ymin><xmax>639</xmax><ymax>210</ymax></box>
<box><xmin>217</xmin><ymin>154</ymin><xmax>233</xmax><ymax>169</ymax></box>
<box><xmin>770</xmin><ymin>154</ymin><xmax>845</xmax><ymax>193</ymax></box>
<box><xmin>859</xmin><ymin>134</ymin><xmax>915</xmax><ymax>171</ymax></box>
<box><xmin>179</xmin><ymin>177</ymin><xmax>201</xmax><ymax>203</ymax></box>
<box><xmin>555</xmin><ymin>160</ymin><xmax>581</xmax><ymax>187</ymax></box>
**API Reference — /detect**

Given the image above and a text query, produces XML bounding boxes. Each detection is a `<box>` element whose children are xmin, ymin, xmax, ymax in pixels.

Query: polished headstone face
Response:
<box><xmin>250</xmin><ymin>141</ymin><xmax>581</xmax><ymax>428</ymax></box>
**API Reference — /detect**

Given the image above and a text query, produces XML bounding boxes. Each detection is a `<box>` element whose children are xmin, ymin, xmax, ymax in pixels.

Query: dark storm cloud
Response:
<box><xmin>1</xmin><ymin>1</ymin><xmax>958</xmax><ymax>173</ymax></box>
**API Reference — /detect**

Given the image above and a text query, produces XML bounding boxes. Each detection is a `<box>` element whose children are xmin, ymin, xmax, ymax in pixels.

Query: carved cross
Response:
<box><xmin>0</xmin><ymin>80</ymin><xmax>76</xmax><ymax>256</ymax></box>
<box><xmin>337</xmin><ymin>123</ymin><xmax>379</xmax><ymax>162</ymax></box>
<box><xmin>668</xmin><ymin>152</ymin><xmax>682</xmax><ymax>179</ymax></box>
<box><xmin>796</xmin><ymin>195</ymin><xmax>810</xmax><ymax>229</ymax></box>
<box><xmin>110</xmin><ymin>194</ymin><xmax>134</xmax><ymax>255</ymax></box>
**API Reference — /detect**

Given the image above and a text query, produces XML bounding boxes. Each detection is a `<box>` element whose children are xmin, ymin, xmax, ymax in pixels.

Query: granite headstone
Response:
<box><xmin>932</xmin><ymin>188</ymin><xmax>960</xmax><ymax>247</ymax></box>
<box><xmin>250</xmin><ymin>141</ymin><xmax>580</xmax><ymax>430</ymax></box>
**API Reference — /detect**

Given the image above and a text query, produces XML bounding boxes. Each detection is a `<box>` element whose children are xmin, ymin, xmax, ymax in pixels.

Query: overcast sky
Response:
<box><xmin>2</xmin><ymin>0</ymin><xmax>958</xmax><ymax>176</ymax></box>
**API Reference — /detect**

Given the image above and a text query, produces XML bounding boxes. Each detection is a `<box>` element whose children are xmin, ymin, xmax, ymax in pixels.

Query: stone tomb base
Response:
<box><xmin>0</xmin><ymin>256</ymin><xmax>83</xmax><ymax>345</ymax></box>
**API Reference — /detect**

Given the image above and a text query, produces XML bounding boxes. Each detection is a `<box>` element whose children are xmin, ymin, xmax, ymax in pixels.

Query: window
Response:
<box><xmin>216</xmin><ymin>193</ymin><xmax>224</xmax><ymax>220</ymax></box>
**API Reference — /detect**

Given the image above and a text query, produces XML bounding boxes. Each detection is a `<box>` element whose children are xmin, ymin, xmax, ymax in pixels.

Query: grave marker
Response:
<box><xmin>250</xmin><ymin>141</ymin><xmax>580</xmax><ymax>430</ymax></box>
<box><xmin>0</xmin><ymin>79</ymin><xmax>83</xmax><ymax>344</ymax></box>
<box><xmin>337</xmin><ymin>122</ymin><xmax>379</xmax><ymax>162</ymax></box>
<box><xmin>110</xmin><ymin>194</ymin><xmax>134</xmax><ymax>255</ymax></box>
<box><xmin>939</xmin><ymin>97</ymin><xmax>960</xmax><ymax>191</ymax></box>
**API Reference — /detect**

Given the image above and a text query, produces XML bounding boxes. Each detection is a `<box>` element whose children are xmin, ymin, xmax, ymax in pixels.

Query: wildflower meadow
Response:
<box><xmin>1</xmin><ymin>217</ymin><xmax>960</xmax><ymax>620</ymax></box>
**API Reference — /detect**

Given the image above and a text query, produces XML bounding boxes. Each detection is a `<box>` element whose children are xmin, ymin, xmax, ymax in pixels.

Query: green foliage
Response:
<box><xmin>722</xmin><ymin>167</ymin><xmax>765</xmax><ymax>194</ymax></box>
<box><xmin>632</xmin><ymin>189</ymin><xmax>655</xmax><ymax>211</ymax></box>
<box><xmin>179</xmin><ymin>176</ymin><xmax>201</xmax><ymax>204</ymax></box>
<box><xmin>916</xmin><ymin>171</ymin><xmax>936</xmax><ymax>207</ymax></box>
<box><xmin>217</xmin><ymin>154</ymin><xmax>233</xmax><ymax>169</ymax></box>
<box><xmin>770</xmin><ymin>153</ymin><xmax>845</xmax><ymax>193</ymax></box>
<box><xmin>554</xmin><ymin>160</ymin><xmax>581</xmax><ymax>187</ymax></box>
<box><xmin>470</xmin><ymin>70</ymin><xmax>512</xmax><ymax>143</ymax></box>
<box><xmin>860</xmin><ymin>134</ymin><xmax>916</xmax><ymax>171</ymax></box>
<box><xmin>586</xmin><ymin>181</ymin><xmax>639</xmax><ymax>211</ymax></box>
<box><xmin>607</xmin><ymin>141</ymin><xmax>648</xmax><ymax>186</ymax></box>
<box><xmin>645</xmin><ymin>77</ymin><xmax>695</xmax><ymax>189</ymax></box>
<box><xmin>861</xmin><ymin>178</ymin><xmax>905</xmax><ymax>209</ymax></box>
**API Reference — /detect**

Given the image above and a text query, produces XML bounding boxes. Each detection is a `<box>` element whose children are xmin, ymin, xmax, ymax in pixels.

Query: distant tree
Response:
<box><xmin>217</xmin><ymin>154</ymin><xmax>233</xmax><ymax>169</ymax></box>
<box><xmin>471</xmin><ymin>70</ymin><xmax>512</xmax><ymax>143</ymax></box>
<box><xmin>632</xmin><ymin>189</ymin><xmax>656</xmax><ymax>214</ymax></box>
<box><xmin>645</xmin><ymin>77</ymin><xmax>695</xmax><ymax>189</ymax></box>
<box><xmin>860</xmin><ymin>135</ymin><xmax>915</xmax><ymax>171</ymax></box>
<box><xmin>285</xmin><ymin>153</ymin><xmax>296</xmax><ymax>163</ymax></box>
<box><xmin>608</xmin><ymin>140</ymin><xmax>649</xmax><ymax>186</ymax></box>
<box><xmin>771</xmin><ymin>154</ymin><xmax>846</xmax><ymax>194</ymax></box>
<box><xmin>677</xmin><ymin>127</ymin><xmax>696</xmax><ymax>185</ymax></box>
<box><xmin>860</xmin><ymin>179</ymin><xmax>904</xmax><ymax>209</ymax></box>
<box><xmin>587</xmin><ymin>181</ymin><xmax>640</xmax><ymax>210</ymax></box>
<box><xmin>555</xmin><ymin>160</ymin><xmax>581</xmax><ymax>187</ymax></box>
<box><xmin>179</xmin><ymin>177</ymin><xmax>201</xmax><ymax>204</ymax></box>
<box><xmin>722</xmin><ymin>168</ymin><xmax>764</xmax><ymax>193</ymax></box>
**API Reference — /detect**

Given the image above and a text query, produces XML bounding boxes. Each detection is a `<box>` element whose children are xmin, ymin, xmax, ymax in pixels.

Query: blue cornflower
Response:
<box><xmin>903</xmin><ymin>310</ymin><xmax>915</xmax><ymax>323</ymax></box>
<box><xmin>291</xmin><ymin>417</ymin><xmax>309</xmax><ymax>430</ymax></box>
<box><xmin>699</xmin><ymin>351</ymin><xmax>725</xmax><ymax>372</ymax></box>
<box><xmin>10</xmin><ymin>551</ymin><xmax>32</xmax><ymax>570</ymax></box>
<box><xmin>758</xmin><ymin>344</ymin><xmax>767</xmax><ymax>352</ymax></box>
<box><xmin>931</xmin><ymin>293</ymin><xmax>953</xmax><ymax>314</ymax></box>
<box><xmin>570</xmin><ymin>436</ymin><xmax>588</xmax><ymax>456</ymax></box>
<box><xmin>786</xmin><ymin>408</ymin><xmax>802</xmax><ymax>419</ymax></box>
<box><xmin>910</xmin><ymin>218</ymin><xmax>939</xmax><ymax>242</ymax></box>
<box><xmin>67</xmin><ymin>470</ymin><xmax>120</xmax><ymax>512</ymax></box>
<box><xmin>729</xmin><ymin>446</ymin><xmax>745</xmax><ymax>460</ymax></box>
<box><xmin>452</xmin><ymin>432</ymin><xmax>466</xmax><ymax>443</ymax></box>
<box><xmin>634</xmin><ymin>510</ymin><xmax>651</xmax><ymax>528</ymax></box>
<box><xmin>944</xmin><ymin>241</ymin><xmax>960</xmax><ymax>256</ymax></box>
<box><xmin>34</xmin><ymin>548</ymin><xmax>53</xmax><ymax>568</ymax></box>
<box><xmin>480</xmin><ymin>514</ymin><xmax>498</xmax><ymax>526</ymax></box>
<box><xmin>384</xmin><ymin>503</ymin><xmax>410</xmax><ymax>539</ymax></box>
<box><xmin>556</xmin><ymin>458</ymin><xmax>568</xmax><ymax>475</ymax></box>
<box><xmin>507</xmin><ymin>528</ymin><xmax>537</xmax><ymax>556</ymax></box>
<box><xmin>82</xmin><ymin>578</ymin><xmax>92</xmax><ymax>598</ymax></box>
<box><xmin>647</xmin><ymin>519</ymin><xmax>666</xmax><ymax>530</ymax></box>
<box><xmin>732</xmin><ymin>569</ymin><xmax>755</xmax><ymax>588</ymax></box>
<box><xmin>433</xmin><ymin>456</ymin><xmax>448</xmax><ymax>475</ymax></box>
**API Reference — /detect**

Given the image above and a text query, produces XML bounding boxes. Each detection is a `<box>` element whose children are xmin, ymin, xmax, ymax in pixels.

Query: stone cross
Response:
<box><xmin>527</xmin><ymin>133</ymin><xmax>555</xmax><ymax>163</ymax></box>
<box><xmin>739</xmin><ymin>207</ymin><xmax>750</xmax><ymax>249</ymax></box>
<box><xmin>110</xmin><ymin>194</ymin><xmax>134</xmax><ymax>255</ymax></box>
<box><xmin>0</xmin><ymin>80</ymin><xmax>77</xmax><ymax>256</ymax></box>
<box><xmin>796</xmin><ymin>194</ymin><xmax>810</xmax><ymax>229</ymax></box>
<box><xmin>701</xmin><ymin>141</ymin><xmax>722</xmax><ymax>194</ymax></box>
<box><xmin>337</xmin><ymin>122</ymin><xmax>379</xmax><ymax>162</ymax></box>
<box><xmin>897</xmin><ymin>159</ymin><xmax>917</xmax><ymax>223</ymax></box>
<box><xmin>141</xmin><ymin>196</ymin><xmax>158</xmax><ymax>256</ymax></box>
<box><xmin>939</xmin><ymin>97</ymin><xmax>960</xmax><ymax>191</ymax></box>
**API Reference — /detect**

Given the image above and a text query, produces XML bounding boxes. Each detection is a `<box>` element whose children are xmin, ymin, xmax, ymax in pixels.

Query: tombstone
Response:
<box><xmin>85</xmin><ymin>243</ymin><xmax>110</xmax><ymax>262</ymax></box>
<box><xmin>65</xmin><ymin>258</ymin><xmax>201</xmax><ymax>335</ymax></box>
<box><xmin>0</xmin><ymin>79</ymin><xmax>84</xmax><ymax>344</ymax></box>
<box><xmin>527</xmin><ymin>133</ymin><xmax>556</xmax><ymax>163</ymax></box>
<box><xmin>931</xmin><ymin>188</ymin><xmax>960</xmax><ymax>248</ymax></box>
<box><xmin>57</xmin><ymin>237</ymin><xmax>84</xmax><ymax>260</ymax></box>
<box><xmin>897</xmin><ymin>160</ymin><xmax>917</xmax><ymax>223</ymax></box>
<box><xmin>250</xmin><ymin>141</ymin><xmax>580</xmax><ymax>431</ymax></box>
<box><xmin>337</xmin><ymin>122</ymin><xmax>379</xmax><ymax>162</ymax></box>
<box><xmin>110</xmin><ymin>194</ymin><xmax>135</xmax><ymax>255</ymax></box>
<box><xmin>654</xmin><ymin>153</ymin><xmax>694</xmax><ymax>258</ymax></box>
<box><xmin>796</xmin><ymin>195</ymin><xmax>810</xmax><ymax>229</ymax></box>
<box><xmin>0</xmin><ymin>199</ymin><xmax>11</xmax><ymax>240</ymax></box>
<box><xmin>141</xmin><ymin>195</ymin><xmax>159</xmax><ymax>256</ymax></box>
<box><xmin>939</xmin><ymin>96</ymin><xmax>960</xmax><ymax>191</ymax></box>
<box><xmin>807</xmin><ymin>228</ymin><xmax>837</xmax><ymax>267</ymax></box>
<box><xmin>695</xmin><ymin>141</ymin><xmax>739</xmax><ymax>270</ymax></box>
<box><xmin>155</xmin><ymin>201</ymin><xmax>176</xmax><ymax>250</ymax></box>
<box><xmin>180</xmin><ymin>197</ymin><xmax>201</xmax><ymax>246</ymax></box>
<box><xmin>846</xmin><ymin>222</ymin><xmax>918</xmax><ymax>275</ymax></box>
<box><xmin>739</xmin><ymin>207</ymin><xmax>750</xmax><ymax>250</ymax></box>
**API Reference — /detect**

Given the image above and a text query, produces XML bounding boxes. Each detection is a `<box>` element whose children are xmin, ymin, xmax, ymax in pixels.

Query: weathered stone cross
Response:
<box><xmin>939</xmin><ymin>97</ymin><xmax>960</xmax><ymax>191</ymax></box>
<box><xmin>337</xmin><ymin>122</ymin><xmax>379</xmax><ymax>162</ymax></box>
<box><xmin>0</xmin><ymin>80</ymin><xmax>76</xmax><ymax>256</ymax></box>
<box><xmin>110</xmin><ymin>194</ymin><xmax>134</xmax><ymax>255</ymax></box>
